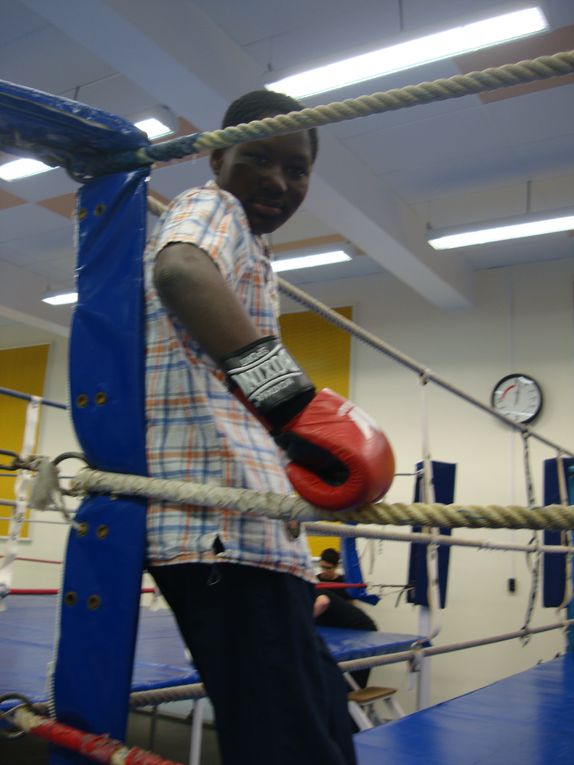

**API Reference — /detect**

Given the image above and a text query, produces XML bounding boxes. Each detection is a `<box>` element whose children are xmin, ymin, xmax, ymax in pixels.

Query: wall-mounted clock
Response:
<box><xmin>491</xmin><ymin>373</ymin><xmax>543</xmax><ymax>424</ymax></box>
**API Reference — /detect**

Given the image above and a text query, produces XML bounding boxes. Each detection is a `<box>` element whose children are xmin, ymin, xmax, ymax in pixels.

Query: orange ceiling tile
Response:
<box><xmin>37</xmin><ymin>192</ymin><xmax>76</xmax><ymax>219</ymax></box>
<box><xmin>0</xmin><ymin>188</ymin><xmax>26</xmax><ymax>210</ymax></box>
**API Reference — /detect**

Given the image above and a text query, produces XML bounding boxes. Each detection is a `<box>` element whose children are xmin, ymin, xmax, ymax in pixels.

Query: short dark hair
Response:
<box><xmin>221</xmin><ymin>90</ymin><xmax>318</xmax><ymax>162</ymax></box>
<box><xmin>320</xmin><ymin>548</ymin><xmax>340</xmax><ymax>566</ymax></box>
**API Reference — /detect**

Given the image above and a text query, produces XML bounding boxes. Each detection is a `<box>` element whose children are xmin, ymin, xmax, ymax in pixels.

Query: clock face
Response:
<box><xmin>491</xmin><ymin>374</ymin><xmax>542</xmax><ymax>424</ymax></box>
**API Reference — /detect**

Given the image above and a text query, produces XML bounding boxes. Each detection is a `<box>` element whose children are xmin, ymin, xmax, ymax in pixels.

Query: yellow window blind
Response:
<box><xmin>279</xmin><ymin>307</ymin><xmax>352</xmax><ymax>556</ymax></box>
<box><xmin>0</xmin><ymin>345</ymin><xmax>50</xmax><ymax>539</ymax></box>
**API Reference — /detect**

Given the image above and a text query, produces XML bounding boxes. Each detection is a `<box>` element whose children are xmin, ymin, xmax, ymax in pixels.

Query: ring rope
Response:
<box><xmin>92</xmin><ymin>50</ymin><xmax>574</xmax><ymax>177</ymax></box>
<box><xmin>70</xmin><ymin>466</ymin><xmax>574</xmax><ymax>530</ymax></box>
<box><xmin>556</xmin><ymin>453</ymin><xmax>574</xmax><ymax>612</ymax></box>
<box><xmin>306</xmin><ymin>521</ymin><xmax>574</xmax><ymax>555</ymax></box>
<box><xmin>0</xmin><ymin>396</ymin><xmax>41</xmax><ymax>603</ymax></box>
<box><xmin>520</xmin><ymin>431</ymin><xmax>542</xmax><ymax>641</ymax></box>
<box><xmin>337</xmin><ymin>618</ymin><xmax>574</xmax><ymax>674</ymax></box>
<box><xmin>8</xmin><ymin>705</ymin><xmax>185</xmax><ymax>765</ymax></box>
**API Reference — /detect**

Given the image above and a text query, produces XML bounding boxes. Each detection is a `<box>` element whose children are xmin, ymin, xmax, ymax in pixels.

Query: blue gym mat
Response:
<box><xmin>0</xmin><ymin>595</ymin><xmax>420</xmax><ymax>710</ymax></box>
<box><xmin>355</xmin><ymin>652</ymin><xmax>574</xmax><ymax>764</ymax></box>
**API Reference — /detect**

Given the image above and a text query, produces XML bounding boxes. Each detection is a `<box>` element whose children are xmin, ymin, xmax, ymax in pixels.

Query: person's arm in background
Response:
<box><xmin>154</xmin><ymin>241</ymin><xmax>260</xmax><ymax>361</ymax></box>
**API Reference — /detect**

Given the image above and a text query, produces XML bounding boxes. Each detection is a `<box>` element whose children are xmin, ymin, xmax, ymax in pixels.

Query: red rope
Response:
<box><xmin>0</xmin><ymin>555</ymin><xmax>62</xmax><ymax>564</ymax></box>
<box><xmin>10</xmin><ymin>588</ymin><xmax>157</xmax><ymax>596</ymax></box>
<box><xmin>23</xmin><ymin>713</ymin><xmax>184</xmax><ymax>765</ymax></box>
<box><xmin>315</xmin><ymin>582</ymin><xmax>366</xmax><ymax>589</ymax></box>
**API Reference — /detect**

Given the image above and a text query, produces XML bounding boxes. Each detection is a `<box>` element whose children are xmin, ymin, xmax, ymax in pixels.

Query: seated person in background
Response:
<box><xmin>314</xmin><ymin>548</ymin><xmax>377</xmax><ymax>688</ymax></box>
<box><xmin>317</xmin><ymin>548</ymin><xmax>352</xmax><ymax>600</ymax></box>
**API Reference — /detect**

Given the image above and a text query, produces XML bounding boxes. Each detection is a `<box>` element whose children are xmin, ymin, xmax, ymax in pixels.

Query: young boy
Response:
<box><xmin>144</xmin><ymin>90</ymin><xmax>390</xmax><ymax>764</ymax></box>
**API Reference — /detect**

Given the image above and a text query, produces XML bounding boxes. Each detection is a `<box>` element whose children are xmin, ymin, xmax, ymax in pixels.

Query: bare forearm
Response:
<box><xmin>153</xmin><ymin>242</ymin><xmax>262</xmax><ymax>361</ymax></box>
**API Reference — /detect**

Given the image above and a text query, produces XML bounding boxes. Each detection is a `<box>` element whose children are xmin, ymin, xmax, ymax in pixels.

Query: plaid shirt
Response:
<box><xmin>144</xmin><ymin>181</ymin><xmax>314</xmax><ymax>581</ymax></box>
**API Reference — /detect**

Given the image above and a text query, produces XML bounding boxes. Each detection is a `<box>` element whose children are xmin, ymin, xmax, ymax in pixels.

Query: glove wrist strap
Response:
<box><xmin>221</xmin><ymin>337</ymin><xmax>315</xmax><ymax>430</ymax></box>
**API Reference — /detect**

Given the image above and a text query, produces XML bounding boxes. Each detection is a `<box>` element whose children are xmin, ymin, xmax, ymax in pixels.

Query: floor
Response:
<box><xmin>0</xmin><ymin>709</ymin><xmax>222</xmax><ymax>765</ymax></box>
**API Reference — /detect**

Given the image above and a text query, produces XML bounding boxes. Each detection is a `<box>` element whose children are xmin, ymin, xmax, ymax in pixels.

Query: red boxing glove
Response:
<box><xmin>221</xmin><ymin>338</ymin><xmax>394</xmax><ymax>510</ymax></box>
<box><xmin>280</xmin><ymin>389</ymin><xmax>395</xmax><ymax>511</ymax></box>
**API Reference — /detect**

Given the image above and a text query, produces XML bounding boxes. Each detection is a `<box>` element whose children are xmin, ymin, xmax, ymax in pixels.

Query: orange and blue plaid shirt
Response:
<box><xmin>144</xmin><ymin>181</ymin><xmax>315</xmax><ymax>581</ymax></box>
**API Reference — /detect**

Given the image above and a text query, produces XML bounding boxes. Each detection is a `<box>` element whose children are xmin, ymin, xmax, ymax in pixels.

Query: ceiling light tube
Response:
<box><xmin>42</xmin><ymin>290</ymin><xmax>78</xmax><ymax>306</ymax></box>
<box><xmin>428</xmin><ymin>212</ymin><xmax>574</xmax><ymax>250</ymax></box>
<box><xmin>134</xmin><ymin>117</ymin><xmax>174</xmax><ymax>140</ymax></box>
<box><xmin>267</xmin><ymin>7</ymin><xmax>547</xmax><ymax>98</ymax></box>
<box><xmin>132</xmin><ymin>105</ymin><xmax>178</xmax><ymax>140</ymax></box>
<box><xmin>0</xmin><ymin>158</ymin><xmax>56</xmax><ymax>182</ymax></box>
<box><xmin>272</xmin><ymin>250</ymin><xmax>351</xmax><ymax>273</ymax></box>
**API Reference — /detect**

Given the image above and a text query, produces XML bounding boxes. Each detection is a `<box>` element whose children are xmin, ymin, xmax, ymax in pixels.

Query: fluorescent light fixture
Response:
<box><xmin>428</xmin><ymin>213</ymin><xmax>574</xmax><ymax>250</ymax></box>
<box><xmin>272</xmin><ymin>250</ymin><xmax>351</xmax><ymax>273</ymax></box>
<box><xmin>0</xmin><ymin>158</ymin><xmax>55</xmax><ymax>181</ymax></box>
<box><xmin>134</xmin><ymin>117</ymin><xmax>174</xmax><ymax>140</ymax></box>
<box><xmin>42</xmin><ymin>291</ymin><xmax>78</xmax><ymax>306</ymax></box>
<box><xmin>267</xmin><ymin>7</ymin><xmax>547</xmax><ymax>98</ymax></box>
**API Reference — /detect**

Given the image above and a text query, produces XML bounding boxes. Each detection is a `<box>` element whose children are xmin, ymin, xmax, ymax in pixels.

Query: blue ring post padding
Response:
<box><xmin>341</xmin><ymin>537</ymin><xmax>379</xmax><ymax>605</ymax></box>
<box><xmin>0</xmin><ymin>78</ymin><xmax>148</xmax><ymax>168</ymax></box>
<box><xmin>542</xmin><ymin>458</ymin><xmax>574</xmax><ymax>609</ymax></box>
<box><xmin>52</xmin><ymin>497</ymin><xmax>147</xmax><ymax>752</ymax></box>
<box><xmin>70</xmin><ymin>170</ymin><xmax>148</xmax><ymax>475</ymax></box>
<box><xmin>407</xmin><ymin>461</ymin><xmax>456</xmax><ymax>608</ymax></box>
<box><xmin>51</xmin><ymin>170</ymin><xmax>149</xmax><ymax>765</ymax></box>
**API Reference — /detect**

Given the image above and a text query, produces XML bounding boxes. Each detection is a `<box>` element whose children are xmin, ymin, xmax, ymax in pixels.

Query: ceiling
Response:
<box><xmin>0</xmin><ymin>0</ymin><xmax>573</xmax><ymax>336</ymax></box>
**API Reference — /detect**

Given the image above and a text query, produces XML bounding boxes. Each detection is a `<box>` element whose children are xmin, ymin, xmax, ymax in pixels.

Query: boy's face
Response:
<box><xmin>319</xmin><ymin>559</ymin><xmax>338</xmax><ymax>581</ymax></box>
<box><xmin>211</xmin><ymin>130</ymin><xmax>313</xmax><ymax>235</ymax></box>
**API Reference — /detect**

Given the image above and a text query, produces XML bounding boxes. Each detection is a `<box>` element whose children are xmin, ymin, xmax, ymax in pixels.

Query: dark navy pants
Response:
<box><xmin>150</xmin><ymin>562</ymin><xmax>357</xmax><ymax>765</ymax></box>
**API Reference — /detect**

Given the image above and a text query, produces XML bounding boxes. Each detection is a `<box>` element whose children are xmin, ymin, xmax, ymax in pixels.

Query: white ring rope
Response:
<box><xmin>418</xmin><ymin>374</ymin><xmax>442</xmax><ymax>643</ymax></box>
<box><xmin>68</xmin><ymin>466</ymin><xmax>574</xmax><ymax>530</ymax></box>
<box><xmin>306</xmin><ymin>521</ymin><xmax>574</xmax><ymax>555</ymax></box>
<box><xmin>0</xmin><ymin>397</ymin><xmax>40</xmax><ymax>606</ymax></box>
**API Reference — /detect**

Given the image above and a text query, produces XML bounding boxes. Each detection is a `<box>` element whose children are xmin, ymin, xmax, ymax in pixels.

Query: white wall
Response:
<box><xmin>1</xmin><ymin>254</ymin><xmax>574</xmax><ymax>713</ymax></box>
<box><xmin>281</xmin><ymin>255</ymin><xmax>574</xmax><ymax>712</ymax></box>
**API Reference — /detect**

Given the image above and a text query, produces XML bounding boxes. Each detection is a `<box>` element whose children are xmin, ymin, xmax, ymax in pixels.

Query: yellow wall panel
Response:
<box><xmin>0</xmin><ymin>345</ymin><xmax>50</xmax><ymax>539</ymax></box>
<box><xmin>279</xmin><ymin>308</ymin><xmax>352</xmax><ymax>557</ymax></box>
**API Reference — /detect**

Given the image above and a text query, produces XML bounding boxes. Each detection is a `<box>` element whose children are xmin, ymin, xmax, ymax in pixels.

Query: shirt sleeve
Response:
<box><xmin>154</xmin><ymin>187</ymin><xmax>247</xmax><ymax>285</ymax></box>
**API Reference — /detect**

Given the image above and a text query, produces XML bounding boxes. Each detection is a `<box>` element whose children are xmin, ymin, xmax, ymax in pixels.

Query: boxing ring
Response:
<box><xmin>2</xmin><ymin>48</ymin><xmax>574</xmax><ymax>765</ymax></box>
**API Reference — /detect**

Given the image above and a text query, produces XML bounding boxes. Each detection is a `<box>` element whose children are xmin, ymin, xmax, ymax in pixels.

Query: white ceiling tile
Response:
<box><xmin>5</xmin><ymin>225</ymin><xmax>73</xmax><ymax>262</ymax></box>
<box><xmin>0</xmin><ymin>1</ymin><xmax>48</xmax><ymax>46</ymax></box>
<box><xmin>0</xmin><ymin>205</ymin><xmax>70</xmax><ymax>244</ymax></box>
<box><xmin>509</xmin><ymin>133</ymin><xmax>574</xmax><ymax>178</ymax></box>
<box><xmin>67</xmin><ymin>74</ymin><xmax>164</xmax><ymax>121</ymax></box>
<box><xmin>379</xmin><ymin>143</ymin><xmax>531</xmax><ymax>204</ymax></box>
<box><xmin>485</xmin><ymin>84</ymin><xmax>574</xmax><ymax>147</ymax></box>
<box><xmin>2</xmin><ymin>168</ymin><xmax>77</xmax><ymax>203</ymax></box>
<box><xmin>342</xmin><ymin>104</ymin><xmax>510</xmax><ymax>176</ymax></box>
<box><xmin>402</xmin><ymin>0</ymin><xmax>507</xmax><ymax>31</ymax></box>
<box><xmin>0</xmin><ymin>23</ymin><xmax>116</xmax><ymax>94</ymax></box>
<box><xmin>149</xmin><ymin>159</ymin><xmax>212</xmax><ymax>200</ymax></box>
